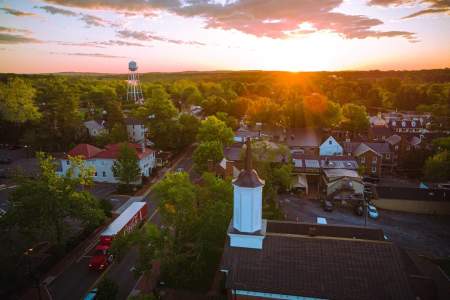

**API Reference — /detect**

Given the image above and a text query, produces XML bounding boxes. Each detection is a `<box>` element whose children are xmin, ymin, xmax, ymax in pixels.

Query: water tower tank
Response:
<box><xmin>129</xmin><ymin>61</ymin><xmax>138</xmax><ymax>71</ymax></box>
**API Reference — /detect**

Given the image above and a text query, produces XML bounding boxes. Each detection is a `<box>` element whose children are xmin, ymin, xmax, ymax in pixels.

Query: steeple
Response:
<box><xmin>244</xmin><ymin>139</ymin><xmax>252</xmax><ymax>171</ymax></box>
<box><xmin>229</xmin><ymin>138</ymin><xmax>266</xmax><ymax>249</ymax></box>
<box><xmin>233</xmin><ymin>139</ymin><xmax>264</xmax><ymax>188</ymax></box>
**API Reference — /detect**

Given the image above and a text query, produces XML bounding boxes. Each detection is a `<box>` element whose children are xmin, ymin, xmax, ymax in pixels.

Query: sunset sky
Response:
<box><xmin>0</xmin><ymin>0</ymin><xmax>449</xmax><ymax>73</ymax></box>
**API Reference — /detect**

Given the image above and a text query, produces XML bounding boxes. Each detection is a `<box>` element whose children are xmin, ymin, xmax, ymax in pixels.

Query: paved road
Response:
<box><xmin>47</xmin><ymin>146</ymin><xmax>195</xmax><ymax>300</ymax></box>
<box><xmin>278</xmin><ymin>194</ymin><xmax>450</xmax><ymax>257</ymax></box>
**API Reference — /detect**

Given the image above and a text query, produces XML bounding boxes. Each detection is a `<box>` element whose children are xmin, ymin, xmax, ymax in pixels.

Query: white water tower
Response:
<box><xmin>127</xmin><ymin>60</ymin><xmax>144</xmax><ymax>105</ymax></box>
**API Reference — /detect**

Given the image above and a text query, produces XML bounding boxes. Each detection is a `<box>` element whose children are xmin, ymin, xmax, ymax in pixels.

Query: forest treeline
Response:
<box><xmin>1</xmin><ymin>69</ymin><xmax>449</xmax><ymax>152</ymax></box>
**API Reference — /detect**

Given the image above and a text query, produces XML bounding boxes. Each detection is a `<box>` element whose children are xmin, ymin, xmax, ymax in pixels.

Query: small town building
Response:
<box><xmin>292</xmin><ymin>154</ymin><xmax>358</xmax><ymax>196</ymax></box>
<box><xmin>83</xmin><ymin>120</ymin><xmax>106</xmax><ymax>137</ymax></box>
<box><xmin>321</xmin><ymin>168</ymin><xmax>364</xmax><ymax>197</ymax></box>
<box><xmin>319</xmin><ymin>136</ymin><xmax>343</xmax><ymax>156</ymax></box>
<box><xmin>343</xmin><ymin>141</ymin><xmax>392</xmax><ymax>176</ymax></box>
<box><xmin>59</xmin><ymin>143</ymin><xmax>155</xmax><ymax>184</ymax></box>
<box><xmin>125</xmin><ymin>117</ymin><xmax>148</xmax><ymax>143</ymax></box>
<box><xmin>286</xmin><ymin>128</ymin><xmax>321</xmax><ymax>155</ymax></box>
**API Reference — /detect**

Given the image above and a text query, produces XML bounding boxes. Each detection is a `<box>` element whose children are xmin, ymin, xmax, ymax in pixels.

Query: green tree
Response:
<box><xmin>0</xmin><ymin>78</ymin><xmax>40</xmax><ymax>123</ymax></box>
<box><xmin>193</xmin><ymin>141</ymin><xmax>224</xmax><ymax>173</ymax></box>
<box><xmin>341</xmin><ymin>103</ymin><xmax>369</xmax><ymax>134</ymax></box>
<box><xmin>215</xmin><ymin>112</ymin><xmax>238</xmax><ymax>130</ymax></box>
<box><xmin>112</xmin><ymin>144</ymin><xmax>141</xmax><ymax>188</ymax></box>
<box><xmin>178</xmin><ymin>113</ymin><xmax>200</xmax><ymax>148</ymax></box>
<box><xmin>94</xmin><ymin>123</ymin><xmax>128</xmax><ymax>147</ymax></box>
<box><xmin>6</xmin><ymin>153</ymin><xmax>105</xmax><ymax>245</ymax></box>
<box><xmin>134</xmin><ymin>85</ymin><xmax>179</xmax><ymax>149</ymax></box>
<box><xmin>152</xmin><ymin>171</ymin><xmax>232</xmax><ymax>289</ymax></box>
<box><xmin>197</xmin><ymin>116</ymin><xmax>233</xmax><ymax>146</ymax></box>
<box><xmin>424</xmin><ymin>150</ymin><xmax>450</xmax><ymax>182</ymax></box>
<box><xmin>96</xmin><ymin>278</ymin><xmax>119</xmax><ymax>300</ymax></box>
<box><xmin>272</xmin><ymin>164</ymin><xmax>293</xmax><ymax>192</ymax></box>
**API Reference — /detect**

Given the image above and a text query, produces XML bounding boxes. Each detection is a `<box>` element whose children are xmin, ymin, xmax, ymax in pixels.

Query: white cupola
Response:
<box><xmin>228</xmin><ymin>139</ymin><xmax>266</xmax><ymax>249</ymax></box>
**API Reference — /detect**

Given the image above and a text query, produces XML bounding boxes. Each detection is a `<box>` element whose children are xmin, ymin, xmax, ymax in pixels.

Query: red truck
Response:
<box><xmin>89</xmin><ymin>201</ymin><xmax>148</xmax><ymax>270</ymax></box>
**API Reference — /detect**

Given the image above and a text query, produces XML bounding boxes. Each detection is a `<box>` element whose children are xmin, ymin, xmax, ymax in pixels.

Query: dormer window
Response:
<box><xmin>402</xmin><ymin>121</ymin><xmax>406</xmax><ymax>127</ymax></box>
<box><xmin>329</xmin><ymin>140</ymin><xmax>332</xmax><ymax>145</ymax></box>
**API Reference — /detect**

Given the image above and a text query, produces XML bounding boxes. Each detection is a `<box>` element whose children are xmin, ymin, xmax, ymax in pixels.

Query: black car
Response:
<box><xmin>322</xmin><ymin>200</ymin><xmax>334</xmax><ymax>212</ymax></box>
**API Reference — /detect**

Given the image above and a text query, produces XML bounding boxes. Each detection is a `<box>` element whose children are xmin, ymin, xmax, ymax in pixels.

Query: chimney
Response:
<box><xmin>225</xmin><ymin>160</ymin><xmax>234</xmax><ymax>177</ymax></box>
<box><xmin>207</xmin><ymin>159</ymin><xmax>214</xmax><ymax>173</ymax></box>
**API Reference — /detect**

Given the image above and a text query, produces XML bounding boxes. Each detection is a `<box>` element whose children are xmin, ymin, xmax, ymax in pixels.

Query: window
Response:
<box><xmin>373</xmin><ymin>156</ymin><xmax>377</xmax><ymax>163</ymax></box>
<box><xmin>372</xmin><ymin>166</ymin><xmax>377</xmax><ymax>173</ymax></box>
<box><xmin>406</xmin><ymin>145</ymin><xmax>411</xmax><ymax>151</ymax></box>
<box><xmin>386</xmin><ymin>153</ymin><xmax>390</xmax><ymax>159</ymax></box>
<box><xmin>102</xmin><ymin>171</ymin><xmax>106</xmax><ymax>177</ymax></box>
<box><xmin>395</xmin><ymin>145</ymin><xmax>399</xmax><ymax>150</ymax></box>
<box><xmin>66</xmin><ymin>160</ymin><xmax>70</xmax><ymax>165</ymax></box>
<box><xmin>360</xmin><ymin>157</ymin><xmax>365</xmax><ymax>164</ymax></box>
<box><xmin>328</xmin><ymin>140</ymin><xmax>332</xmax><ymax>145</ymax></box>
<box><xmin>95</xmin><ymin>172</ymin><xmax>97</xmax><ymax>176</ymax></box>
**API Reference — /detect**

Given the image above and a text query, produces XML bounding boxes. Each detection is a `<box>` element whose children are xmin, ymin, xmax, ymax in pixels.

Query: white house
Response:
<box><xmin>60</xmin><ymin>143</ymin><xmax>155</xmax><ymax>184</ymax></box>
<box><xmin>125</xmin><ymin>117</ymin><xmax>148</xmax><ymax>143</ymax></box>
<box><xmin>319</xmin><ymin>136</ymin><xmax>343</xmax><ymax>156</ymax></box>
<box><xmin>83</xmin><ymin>120</ymin><xmax>106</xmax><ymax>137</ymax></box>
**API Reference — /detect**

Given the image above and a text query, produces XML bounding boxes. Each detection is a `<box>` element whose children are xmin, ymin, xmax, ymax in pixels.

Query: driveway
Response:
<box><xmin>278</xmin><ymin>194</ymin><xmax>450</xmax><ymax>257</ymax></box>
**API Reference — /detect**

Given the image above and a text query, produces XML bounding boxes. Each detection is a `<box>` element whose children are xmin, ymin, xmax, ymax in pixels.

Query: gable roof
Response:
<box><xmin>320</xmin><ymin>136</ymin><xmax>341</xmax><ymax>147</ymax></box>
<box><xmin>344</xmin><ymin>142</ymin><xmax>389</xmax><ymax>156</ymax></box>
<box><xmin>221</xmin><ymin>221</ymin><xmax>414</xmax><ymax>300</ymax></box>
<box><xmin>67</xmin><ymin>143</ymin><xmax>154</xmax><ymax>160</ymax></box>
<box><xmin>68</xmin><ymin>144</ymin><xmax>103</xmax><ymax>159</ymax></box>
<box><xmin>95</xmin><ymin>143</ymin><xmax>154</xmax><ymax>160</ymax></box>
<box><xmin>354</xmin><ymin>143</ymin><xmax>381</xmax><ymax>157</ymax></box>
<box><xmin>386</xmin><ymin>134</ymin><xmax>402</xmax><ymax>145</ymax></box>
<box><xmin>83</xmin><ymin>120</ymin><xmax>105</xmax><ymax>131</ymax></box>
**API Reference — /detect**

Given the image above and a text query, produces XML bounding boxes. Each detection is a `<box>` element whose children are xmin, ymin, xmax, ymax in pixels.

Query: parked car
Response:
<box><xmin>322</xmin><ymin>200</ymin><xmax>334</xmax><ymax>212</ymax></box>
<box><xmin>368</xmin><ymin>204</ymin><xmax>379</xmax><ymax>219</ymax></box>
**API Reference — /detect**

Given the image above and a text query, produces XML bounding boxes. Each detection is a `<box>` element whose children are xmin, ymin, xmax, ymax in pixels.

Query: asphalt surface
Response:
<box><xmin>47</xmin><ymin>146</ymin><xmax>195</xmax><ymax>300</ymax></box>
<box><xmin>278</xmin><ymin>194</ymin><xmax>450</xmax><ymax>257</ymax></box>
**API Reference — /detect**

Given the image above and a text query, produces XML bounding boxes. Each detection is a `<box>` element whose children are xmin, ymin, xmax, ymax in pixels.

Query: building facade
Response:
<box><xmin>60</xmin><ymin>143</ymin><xmax>155</xmax><ymax>184</ymax></box>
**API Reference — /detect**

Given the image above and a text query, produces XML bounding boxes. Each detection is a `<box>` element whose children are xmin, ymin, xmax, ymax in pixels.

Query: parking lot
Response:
<box><xmin>278</xmin><ymin>194</ymin><xmax>450</xmax><ymax>258</ymax></box>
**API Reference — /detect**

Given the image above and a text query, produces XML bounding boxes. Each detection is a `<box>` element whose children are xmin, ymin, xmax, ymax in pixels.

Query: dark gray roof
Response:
<box><xmin>369</xmin><ymin>126</ymin><xmax>392</xmax><ymax>136</ymax></box>
<box><xmin>233</xmin><ymin>169</ymin><xmax>264</xmax><ymax>188</ymax></box>
<box><xmin>222</xmin><ymin>221</ymin><xmax>414</xmax><ymax>300</ymax></box>
<box><xmin>343</xmin><ymin>142</ymin><xmax>391</xmax><ymax>155</ymax></box>
<box><xmin>224</xmin><ymin>144</ymin><xmax>243</xmax><ymax>161</ymax></box>
<box><xmin>286</xmin><ymin>128</ymin><xmax>321</xmax><ymax>148</ymax></box>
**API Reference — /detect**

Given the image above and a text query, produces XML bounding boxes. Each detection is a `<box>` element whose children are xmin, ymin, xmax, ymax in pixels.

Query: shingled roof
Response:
<box><xmin>68</xmin><ymin>143</ymin><xmax>102</xmax><ymax>159</ymax></box>
<box><xmin>221</xmin><ymin>221</ymin><xmax>415</xmax><ymax>300</ymax></box>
